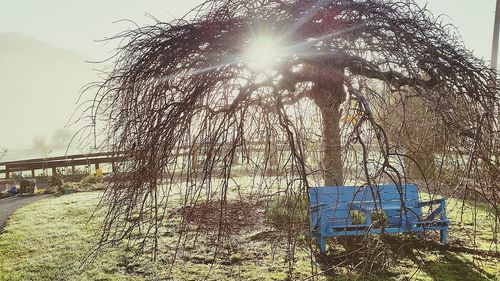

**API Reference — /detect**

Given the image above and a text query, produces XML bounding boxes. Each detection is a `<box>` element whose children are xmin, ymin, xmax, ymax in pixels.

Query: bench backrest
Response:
<box><xmin>309</xmin><ymin>184</ymin><xmax>421</xmax><ymax>227</ymax></box>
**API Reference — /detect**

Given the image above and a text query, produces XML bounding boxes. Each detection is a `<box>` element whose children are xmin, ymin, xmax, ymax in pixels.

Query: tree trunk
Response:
<box><xmin>265</xmin><ymin>129</ymin><xmax>279</xmax><ymax>176</ymax></box>
<box><xmin>320</xmin><ymin>103</ymin><xmax>344</xmax><ymax>186</ymax></box>
<box><xmin>406</xmin><ymin>149</ymin><xmax>436</xmax><ymax>181</ymax></box>
<box><xmin>307</xmin><ymin>65</ymin><xmax>346</xmax><ymax>186</ymax></box>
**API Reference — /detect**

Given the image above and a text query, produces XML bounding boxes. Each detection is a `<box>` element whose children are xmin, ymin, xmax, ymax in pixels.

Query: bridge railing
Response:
<box><xmin>0</xmin><ymin>152</ymin><xmax>126</xmax><ymax>179</ymax></box>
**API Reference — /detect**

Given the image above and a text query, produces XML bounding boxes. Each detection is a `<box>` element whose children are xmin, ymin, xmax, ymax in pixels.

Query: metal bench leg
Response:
<box><xmin>317</xmin><ymin>236</ymin><xmax>327</xmax><ymax>254</ymax></box>
<box><xmin>440</xmin><ymin>228</ymin><xmax>448</xmax><ymax>244</ymax></box>
<box><xmin>401</xmin><ymin>216</ymin><xmax>407</xmax><ymax>232</ymax></box>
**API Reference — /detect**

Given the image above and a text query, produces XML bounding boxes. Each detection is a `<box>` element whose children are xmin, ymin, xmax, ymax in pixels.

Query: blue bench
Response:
<box><xmin>309</xmin><ymin>184</ymin><xmax>449</xmax><ymax>253</ymax></box>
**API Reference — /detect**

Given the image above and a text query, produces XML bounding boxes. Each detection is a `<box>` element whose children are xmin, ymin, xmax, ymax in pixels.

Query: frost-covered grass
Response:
<box><xmin>0</xmin><ymin>187</ymin><xmax>498</xmax><ymax>281</ymax></box>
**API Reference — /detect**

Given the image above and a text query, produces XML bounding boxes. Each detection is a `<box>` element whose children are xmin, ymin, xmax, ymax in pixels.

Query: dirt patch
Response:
<box><xmin>179</xmin><ymin>199</ymin><xmax>264</xmax><ymax>236</ymax></box>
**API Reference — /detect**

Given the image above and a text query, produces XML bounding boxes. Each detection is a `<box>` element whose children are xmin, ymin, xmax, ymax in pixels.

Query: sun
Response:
<box><xmin>243</xmin><ymin>36</ymin><xmax>284</xmax><ymax>71</ymax></box>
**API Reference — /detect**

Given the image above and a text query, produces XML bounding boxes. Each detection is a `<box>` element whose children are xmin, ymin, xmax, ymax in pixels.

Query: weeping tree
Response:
<box><xmin>86</xmin><ymin>0</ymin><xmax>499</xmax><ymax>273</ymax></box>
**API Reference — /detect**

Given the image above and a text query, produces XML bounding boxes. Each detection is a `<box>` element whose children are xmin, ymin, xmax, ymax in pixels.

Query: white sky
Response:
<box><xmin>0</xmin><ymin>0</ymin><xmax>498</xmax><ymax>157</ymax></box>
<box><xmin>0</xmin><ymin>0</ymin><xmax>496</xmax><ymax>60</ymax></box>
<box><xmin>0</xmin><ymin>0</ymin><xmax>205</xmax><ymax>60</ymax></box>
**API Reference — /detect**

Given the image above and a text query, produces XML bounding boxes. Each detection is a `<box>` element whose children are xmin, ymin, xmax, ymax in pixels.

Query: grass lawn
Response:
<box><xmin>0</xmin><ymin>191</ymin><xmax>498</xmax><ymax>281</ymax></box>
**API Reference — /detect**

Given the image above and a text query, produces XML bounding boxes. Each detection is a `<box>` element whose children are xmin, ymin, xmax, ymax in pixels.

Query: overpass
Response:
<box><xmin>0</xmin><ymin>152</ymin><xmax>126</xmax><ymax>179</ymax></box>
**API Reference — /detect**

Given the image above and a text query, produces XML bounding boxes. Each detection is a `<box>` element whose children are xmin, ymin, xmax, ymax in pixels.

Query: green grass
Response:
<box><xmin>0</xmin><ymin>191</ymin><xmax>498</xmax><ymax>281</ymax></box>
<box><xmin>0</xmin><ymin>193</ymin><xmax>134</xmax><ymax>281</ymax></box>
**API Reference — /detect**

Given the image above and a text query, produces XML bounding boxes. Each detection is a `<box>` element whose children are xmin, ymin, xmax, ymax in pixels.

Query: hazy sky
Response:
<box><xmin>0</xmin><ymin>0</ymin><xmax>205</xmax><ymax>60</ymax></box>
<box><xmin>0</xmin><ymin>0</ymin><xmax>496</xmax><ymax>59</ymax></box>
<box><xmin>0</xmin><ymin>0</ymin><xmax>498</xmax><ymax>158</ymax></box>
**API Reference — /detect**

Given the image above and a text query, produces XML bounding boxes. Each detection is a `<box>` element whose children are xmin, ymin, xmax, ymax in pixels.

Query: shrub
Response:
<box><xmin>371</xmin><ymin>210</ymin><xmax>388</xmax><ymax>228</ymax></box>
<box><xmin>80</xmin><ymin>174</ymin><xmax>102</xmax><ymax>185</ymax></box>
<box><xmin>229</xmin><ymin>253</ymin><xmax>242</xmax><ymax>264</ymax></box>
<box><xmin>34</xmin><ymin>187</ymin><xmax>48</xmax><ymax>194</ymax></box>
<box><xmin>266</xmin><ymin>194</ymin><xmax>308</xmax><ymax>231</ymax></box>
<box><xmin>61</xmin><ymin>182</ymin><xmax>74</xmax><ymax>189</ymax></box>
<box><xmin>62</xmin><ymin>175</ymin><xmax>106</xmax><ymax>192</ymax></box>
<box><xmin>350</xmin><ymin>210</ymin><xmax>367</xmax><ymax>225</ymax></box>
<box><xmin>50</xmin><ymin>172</ymin><xmax>64</xmax><ymax>193</ymax></box>
<box><xmin>349</xmin><ymin>210</ymin><xmax>388</xmax><ymax>228</ymax></box>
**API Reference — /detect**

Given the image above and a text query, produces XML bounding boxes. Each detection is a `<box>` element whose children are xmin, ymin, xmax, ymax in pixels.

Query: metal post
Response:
<box><xmin>491</xmin><ymin>0</ymin><xmax>500</xmax><ymax>69</ymax></box>
<box><xmin>492</xmin><ymin>2</ymin><xmax>500</xmax><ymax>247</ymax></box>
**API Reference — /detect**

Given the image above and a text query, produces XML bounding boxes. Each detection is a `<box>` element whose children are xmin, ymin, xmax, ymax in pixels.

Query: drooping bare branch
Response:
<box><xmin>80</xmin><ymin>0</ymin><xmax>499</xmax><ymax>277</ymax></box>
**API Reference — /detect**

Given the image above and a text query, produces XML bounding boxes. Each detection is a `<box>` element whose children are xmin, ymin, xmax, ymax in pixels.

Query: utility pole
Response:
<box><xmin>491</xmin><ymin>0</ymin><xmax>500</xmax><ymax>249</ymax></box>
<box><xmin>491</xmin><ymin>0</ymin><xmax>500</xmax><ymax>69</ymax></box>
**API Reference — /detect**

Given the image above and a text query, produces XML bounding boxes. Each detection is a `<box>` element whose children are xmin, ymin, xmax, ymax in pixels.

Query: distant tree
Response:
<box><xmin>51</xmin><ymin>128</ymin><xmax>73</xmax><ymax>148</ymax></box>
<box><xmin>379</xmin><ymin>93</ymin><xmax>445</xmax><ymax>181</ymax></box>
<box><xmin>86</xmin><ymin>0</ymin><xmax>499</xmax><ymax>266</ymax></box>
<box><xmin>32</xmin><ymin>135</ymin><xmax>51</xmax><ymax>156</ymax></box>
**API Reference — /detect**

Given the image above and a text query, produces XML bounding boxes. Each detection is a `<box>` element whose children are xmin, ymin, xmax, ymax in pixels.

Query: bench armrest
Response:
<box><xmin>417</xmin><ymin>198</ymin><xmax>446</xmax><ymax>207</ymax></box>
<box><xmin>417</xmin><ymin>198</ymin><xmax>447</xmax><ymax>221</ymax></box>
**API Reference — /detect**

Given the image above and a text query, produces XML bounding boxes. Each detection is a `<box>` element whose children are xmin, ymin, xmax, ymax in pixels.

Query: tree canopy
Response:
<box><xmin>85</xmin><ymin>0</ymin><xmax>499</xmax><ymax>268</ymax></box>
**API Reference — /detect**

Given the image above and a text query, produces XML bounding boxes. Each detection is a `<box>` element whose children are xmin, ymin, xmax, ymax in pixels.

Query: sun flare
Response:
<box><xmin>244</xmin><ymin>36</ymin><xmax>283</xmax><ymax>71</ymax></box>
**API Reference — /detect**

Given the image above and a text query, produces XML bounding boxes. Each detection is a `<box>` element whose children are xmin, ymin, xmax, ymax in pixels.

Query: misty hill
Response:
<box><xmin>0</xmin><ymin>32</ymin><xmax>96</xmax><ymax>155</ymax></box>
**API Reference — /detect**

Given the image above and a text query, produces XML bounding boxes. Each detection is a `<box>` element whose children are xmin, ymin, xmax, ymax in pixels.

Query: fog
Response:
<box><xmin>0</xmin><ymin>0</ymin><xmax>496</xmax><ymax>161</ymax></box>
